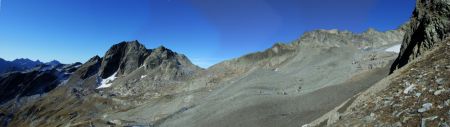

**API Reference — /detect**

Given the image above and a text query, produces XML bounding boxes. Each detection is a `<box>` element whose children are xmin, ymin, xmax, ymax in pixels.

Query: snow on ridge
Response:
<box><xmin>385</xmin><ymin>44</ymin><xmax>401</xmax><ymax>53</ymax></box>
<box><xmin>97</xmin><ymin>72</ymin><xmax>117</xmax><ymax>89</ymax></box>
<box><xmin>141</xmin><ymin>75</ymin><xmax>147</xmax><ymax>79</ymax></box>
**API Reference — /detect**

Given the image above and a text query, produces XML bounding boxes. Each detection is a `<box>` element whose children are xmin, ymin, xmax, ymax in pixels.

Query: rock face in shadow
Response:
<box><xmin>99</xmin><ymin>41</ymin><xmax>150</xmax><ymax>78</ymax></box>
<box><xmin>0</xmin><ymin>62</ymin><xmax>81</xmax><ymax>104</ymax></box>
<box><xmin>391</xmin><ymin>0</ymin><xmax>450</xmax><ymax>73</ymax></box>
<box><xmin>79</xmin><ymin>55</ymin><xmax>102</xmax><ymax>79</ymax></box>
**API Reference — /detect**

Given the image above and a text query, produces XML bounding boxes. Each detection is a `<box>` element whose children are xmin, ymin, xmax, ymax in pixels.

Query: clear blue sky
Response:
<box><xmin>0</xmin><ymin>0</ymin><xmax>415</xmax><ymax>68</ymax></box>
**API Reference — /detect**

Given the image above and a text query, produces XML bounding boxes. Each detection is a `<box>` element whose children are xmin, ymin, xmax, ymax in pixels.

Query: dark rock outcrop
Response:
<box><xmin>99</xmin><ymin>41</ymin><xmax>150</xmax><ymax>78</ymax></box>
<box><xmin>391</xmin><ymin>0</ymin><xmax>450</xmax><ymax>72</ymax></box>
<box><xmin>79</xmin><ymin>56</ymin><xmax>102</xmax><ymax>79</ymax></box>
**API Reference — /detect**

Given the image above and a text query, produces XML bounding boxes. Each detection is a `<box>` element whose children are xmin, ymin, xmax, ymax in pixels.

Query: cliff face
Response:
<box><xmin>98</xmin><ymin>41</ymin><xmax>150</xmax><ymax>78</ymax></box>
<box><xmin>391</xmin><ymin>0</ymin><xmax>450</xmax><ymax>73</ymax></box>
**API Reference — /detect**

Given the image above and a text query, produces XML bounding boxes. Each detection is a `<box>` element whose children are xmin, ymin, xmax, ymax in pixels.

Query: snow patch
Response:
<box><xmin>385</xmin><ymin>44</ymin><xmax>401</xmax><ymax>53</ymax></box>
<box><xmin>97</xmin><ymin>72</ymin><xmax>117</xmax><ymax>89</ymax></box>
<box><xmin>141</xmin><ymin>75</ymin><xmax>147</xmax><ymax>79</ymax></box>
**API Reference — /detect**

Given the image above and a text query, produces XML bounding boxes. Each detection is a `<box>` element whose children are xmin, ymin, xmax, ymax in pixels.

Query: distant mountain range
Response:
<box><xmin>0</xmin><ymin>61</ymin><xmax>81</xmax><ymax>104</ymax></box>
<box><xmin>0</xmin><ymin>58</ymin><xmax>43</xmax><ymax>74</ymax></box>
<box><xmin>0</xmin><ymin>58</ymin><xmax>63</xmax><ymax>74</ymax></box>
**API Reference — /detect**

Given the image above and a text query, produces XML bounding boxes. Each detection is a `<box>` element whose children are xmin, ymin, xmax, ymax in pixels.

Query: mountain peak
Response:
<box><xmin>12</xmin><ymin>58</ymin><xmax>33</xmax><ymax>63</ymax></box>
<box><xmin>127</xmin><ymin>40</ymin><xmax>145</xmax><ymax>47</ymax></box>
<box><xmin>108</xmin><ymin>41</ymin><xmax>146</xmax><ymax>53</ymax></box>
<box><xmin>88</xmin><ymin>55</ymin><xmax>101</xmax><ymax>62</ymax></box>
<box><xmin>99</xmin><ymin>40</ymin><xmax>149</xmax><ymax>78</ymax></box>
<box><xmin>155</xmin><ymin>45</ymin><xmax>168</xmax><ymax>51</ymax></box>
<box><xmin>46</xmin><ymin>60</ymin><xmax>61</xmax><ymax>66</ymax></box>
<box><xmin>151</xmin><ymin>45</ymin><xmax>175</xmax><ymax>57</ymax></box>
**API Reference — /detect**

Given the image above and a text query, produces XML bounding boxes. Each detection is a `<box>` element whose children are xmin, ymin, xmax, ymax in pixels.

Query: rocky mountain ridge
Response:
<box><xmin>0</xmin><ymin>62</ymin><xmax>81</xmax><ymax>104</ymax></box>
<box><xmin>153</xmin><ymin>27</ymin><xmax>405</xmax><ymax>127</ymax></box>
<box><xmin>0</xmin><ymin>58</ymin><xmax>44</xmax><ymax>75</ymax></box>
<box><xmin>298</xmin><ymin>27</ymin><xmax>405</xmax><ymax>48</ymax></box>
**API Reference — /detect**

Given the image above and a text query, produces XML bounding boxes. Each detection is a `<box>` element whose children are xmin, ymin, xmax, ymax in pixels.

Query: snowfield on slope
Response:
<box><xmin>385</xmin><ymin>44</ymin><xmax>401</xmax><ymax>53</ymax></box>
<box><xmin>97</xmin><ymin>72</ymin><xmax>117</xmax><ymax>89</ymax></box>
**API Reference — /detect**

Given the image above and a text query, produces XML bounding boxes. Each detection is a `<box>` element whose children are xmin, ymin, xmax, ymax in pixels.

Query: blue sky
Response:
<box><xmin>0</xmin><ymin>0</ymin><xmax>415</xmax><ymax>68</ymax></box>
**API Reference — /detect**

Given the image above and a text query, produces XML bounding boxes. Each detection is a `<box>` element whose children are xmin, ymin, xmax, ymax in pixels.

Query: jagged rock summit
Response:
<box><xmin>99</xmin><ymin>41</ymin><xmax>150</xmax><ymax>78</ymax></box>
<box><xmin>68</xmin><ymin>40</ymin><xmax>201</xmax><ymax>92</ymax></box>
